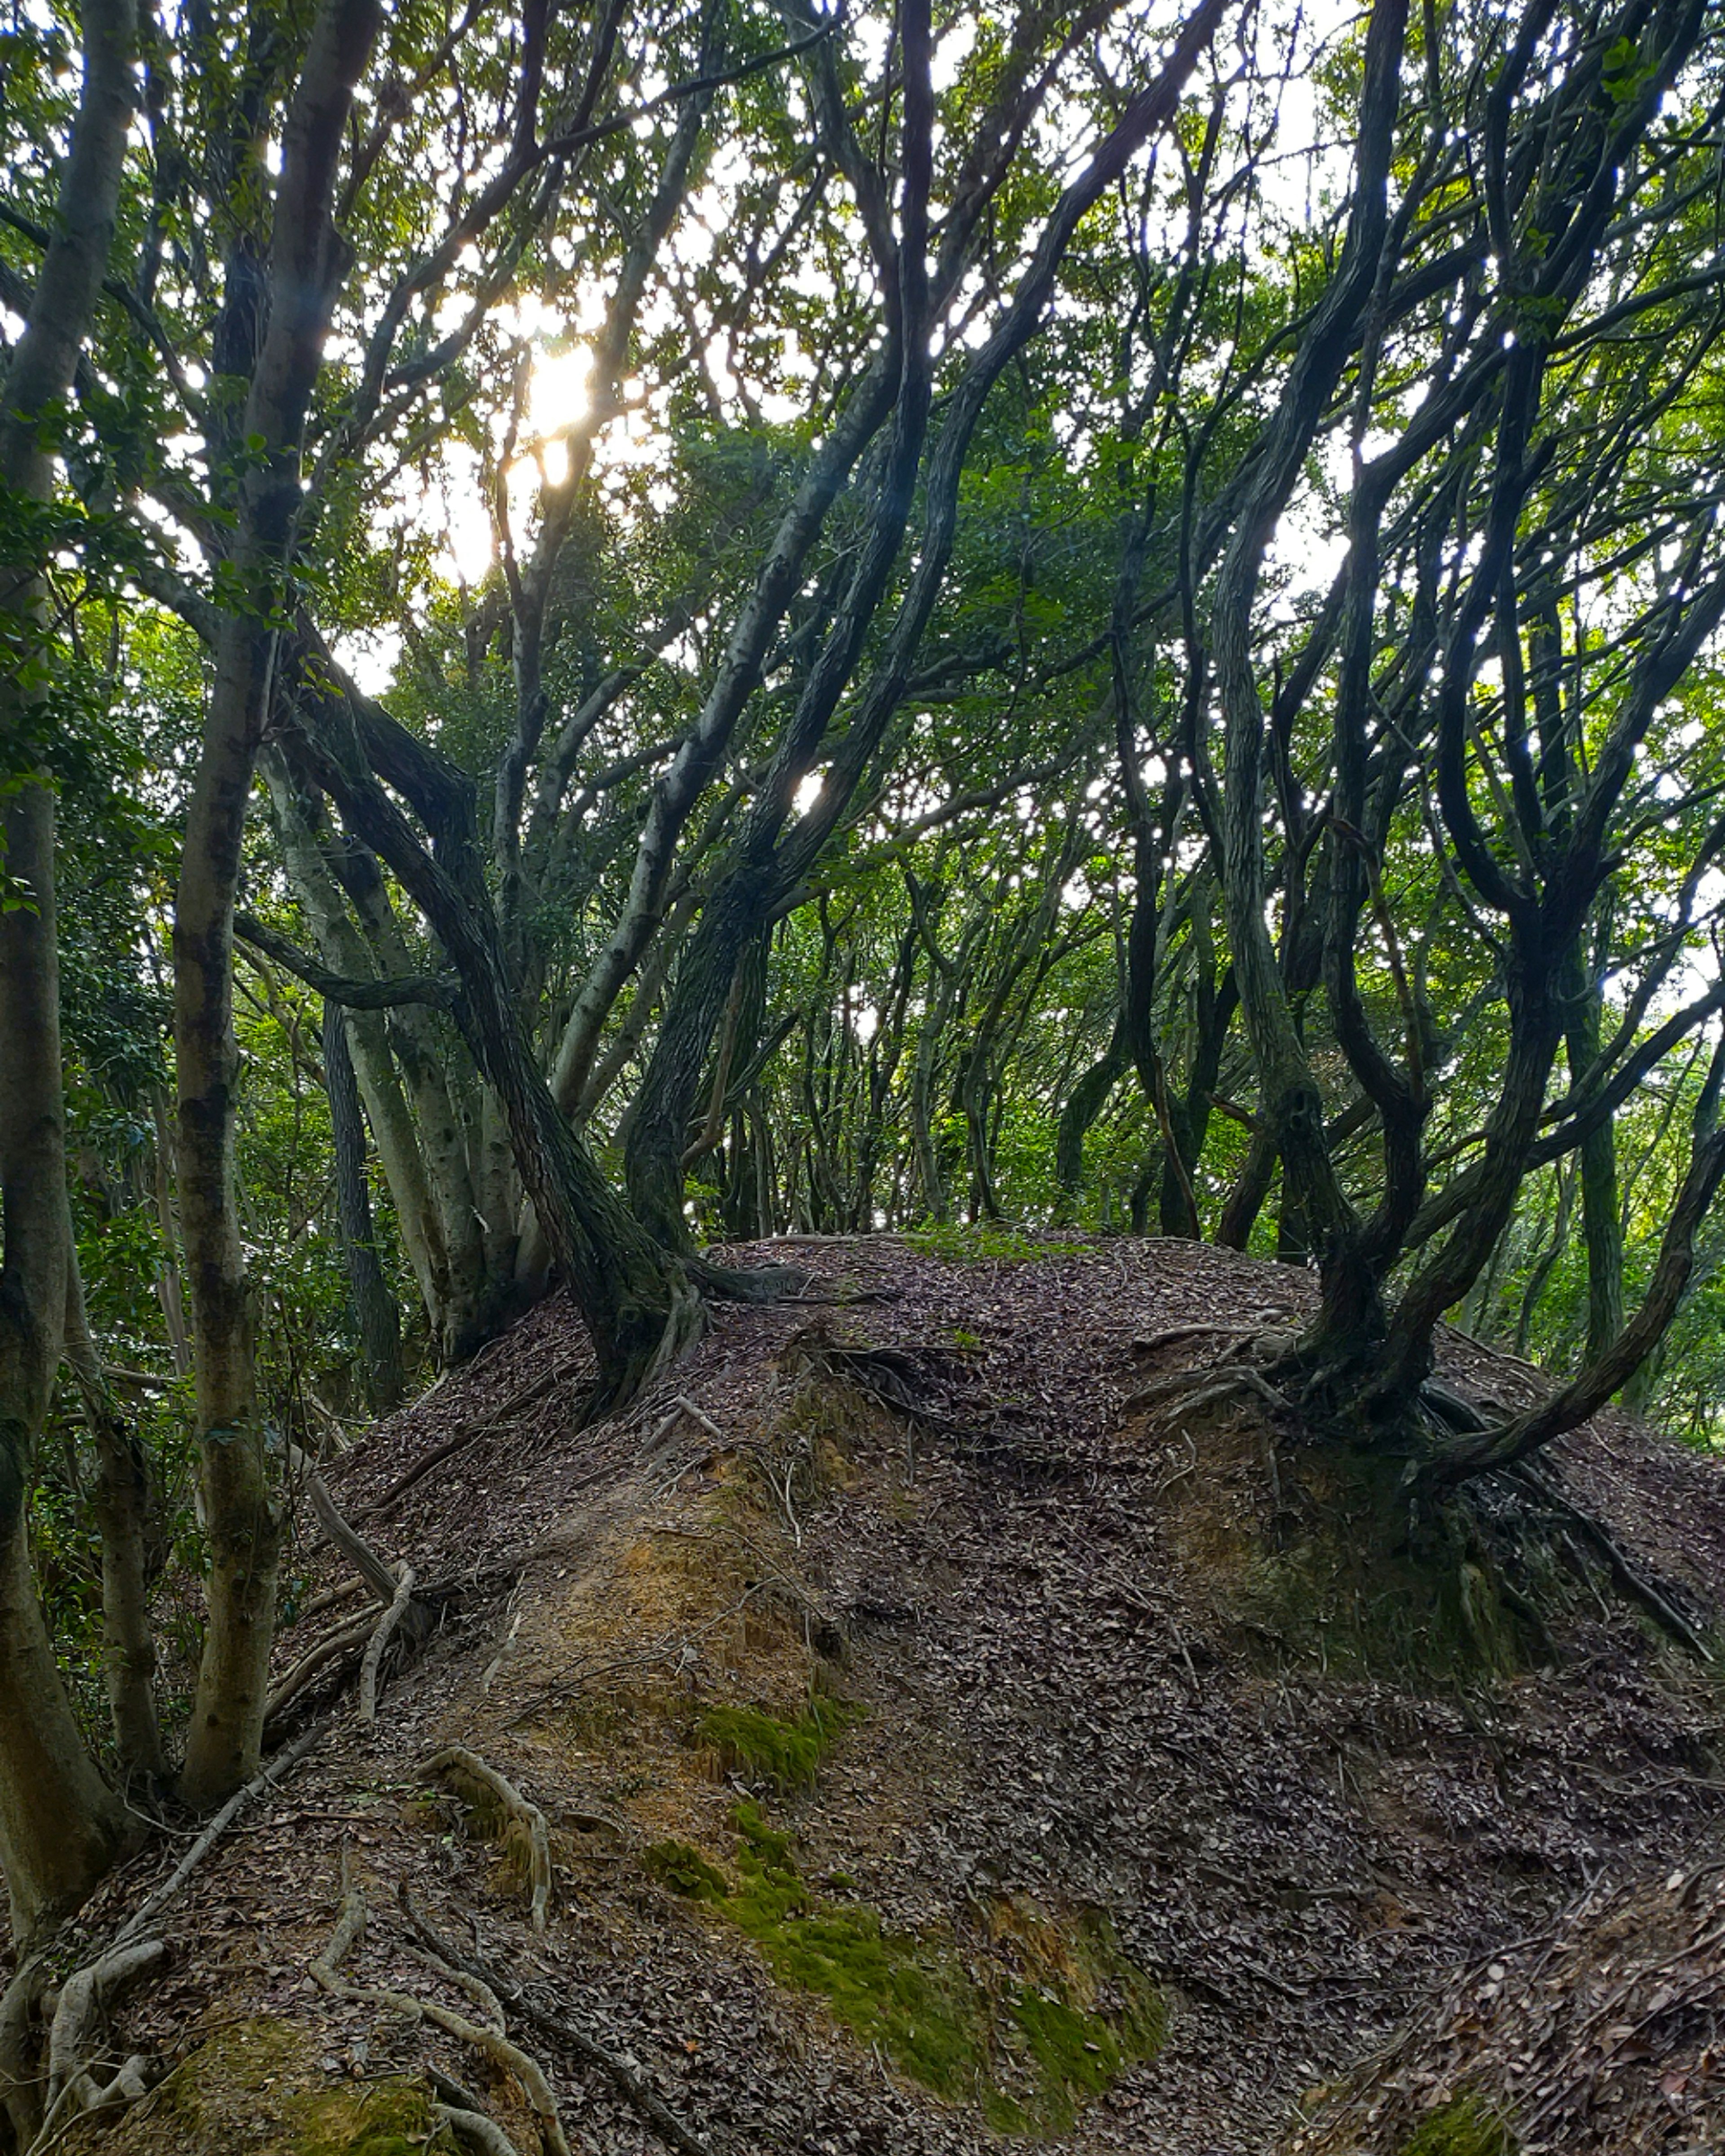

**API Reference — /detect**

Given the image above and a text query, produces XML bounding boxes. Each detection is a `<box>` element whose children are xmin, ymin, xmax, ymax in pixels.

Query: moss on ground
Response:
<box><xmin>643</xmin><ymin>1837</ymin><xmax>730</xmax><ymax>1900</ymax></box>
<box><xmin>699</xmin><ymin>1696</ymin><xmax>857</xmax><ymax>1792</ymax></box>
<box><xmin>62</xmin><ymin>2019</ymin><xmax>456</xmax><ymax>2156</ymax></box>
<box><xmin>650</xmin><ymin>1802</ymin><xmax>1161</xmax><ymax>2135</ymax></box>
<box><xmin>1398</xmin><ymin>2093</ymin><xmax>1517</xmax><ymax>2156</ymax></box>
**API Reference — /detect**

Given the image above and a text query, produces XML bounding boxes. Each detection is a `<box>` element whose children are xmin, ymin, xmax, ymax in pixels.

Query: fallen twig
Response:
<box><xmin>111</xmin><ymin>1720</ymin><xmax>330</xmax><ymax>1950</ymax></box>
<box><xmin>361</xmin><ymin>1362</ymin><xmax>584</xmax><ymax>1519</ymax></box>
<box><xmin>292</xmin><ymin>1447</ymin><xmax>400</xmax><ymax>1604</ymax></box>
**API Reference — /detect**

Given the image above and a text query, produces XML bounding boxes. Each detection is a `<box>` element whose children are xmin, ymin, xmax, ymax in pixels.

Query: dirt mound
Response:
<box><xmin>34</xmin><ymin>1236</ymin><xmax>1725</xmax><ymax>2155</ymax></box>
<box><xmin>1289</xmin><ymin>1853</ymin><xmax>1725</xmax><ymax>2154</ymax></box>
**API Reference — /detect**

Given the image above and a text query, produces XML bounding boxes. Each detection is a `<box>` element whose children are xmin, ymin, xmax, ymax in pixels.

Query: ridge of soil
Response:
<box><xmin>35</xmin><ymin>1236</ymin><xmax>1725</xmax><ymax>2155</ymax></box>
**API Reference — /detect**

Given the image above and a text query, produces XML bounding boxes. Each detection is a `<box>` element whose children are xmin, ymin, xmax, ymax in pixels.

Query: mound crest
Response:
<box><xmin>37</xmin><ymin>1236</ymin><xmax>1725</xmax><ymax>2155</ymax></box>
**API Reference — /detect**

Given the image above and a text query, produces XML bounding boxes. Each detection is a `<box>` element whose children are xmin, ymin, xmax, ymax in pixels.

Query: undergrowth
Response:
<box><xmin>1398</xmin><ymin>2091</ymin><xmax>1517</xmax><ymax>2155</ymax></box>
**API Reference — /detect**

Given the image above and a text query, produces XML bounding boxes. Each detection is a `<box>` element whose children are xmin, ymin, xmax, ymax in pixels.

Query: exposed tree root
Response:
<box><xmin>311</xmin><ymin>1851</ymin><xmax>571</xmax><ymax>2156</ymax></box>
<box><xmin>264</xmin><ymin>1611</ymin><xmax>377</xmax><ymax>1732</ymax></box>
<box><xmin>21</xmin><ymin>1938</ymin><xmax>164</xmax><ymax>2153</ymax></box>
<box><xmin>422</xmin><ymin>1747</ymin><xmax>553</xmax><ymax>1933</ymax></box>
<box><xmin>1506</xmin><ymin>1464</ymin><xmax>1714</xmax><ymax>1661</ymax></box>
<box><xmin>435</xmin><ymin>2105</ymin><xmax>526</xmax><ymax>2156</ymax></box>
<box><xmin>1126</xmin><ymin>1360</ymin><xmax>1292</xmax><ymax>1423</ymax></box>
<box><xmin>402</xmin><ymin>1886</ymin><xmax>713</xmax><ymax>2156</ymax></box>
<box><xmin>686</xmin><ymin>1255</ymin><xmax>814</xmax><ymax>1303</ymax></box>
<box><xmin>360</xmin><ymin>1564</ymin><xmax>418</xmax><ymax>1726</ymax></box>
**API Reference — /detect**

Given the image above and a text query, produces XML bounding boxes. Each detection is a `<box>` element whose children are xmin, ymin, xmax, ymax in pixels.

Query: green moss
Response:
<box><xmin>1398</xmin><ymin>2093</ymin><xmax>1517</xmax><ymax>2156</ymax></box>
<box><xmin>643</xmin><ymin>1838</ymin><xmax>730</xmax><ymax>1900</ymax></box>
<box><xmin>649</xmin><ymin>1811</ymin><xmax>1160</xmax><ymax>2135</ymax></box>
<box><xmin>69</xmin><ymin>2019</ymin><xmax>456</xmax><ymax>2156</ymax></box>
<box><xmin>699</xmin><ymin>1696</ymin><xmax>857</xmax><ymax>1792</ymax></box>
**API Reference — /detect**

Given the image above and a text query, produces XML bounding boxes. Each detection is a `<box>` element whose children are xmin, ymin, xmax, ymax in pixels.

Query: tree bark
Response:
<box><xmin>63</xmin><ymin>1250</ymin><xmax>168</xmax><ymax>1783</ymax></box>
<box><xmin>175</xmin><ymin>0</ymin><xmax>385</xmax><ymax>1808</ymax></box>
<box><xmin>1561</xmin><ymin>935</ymin><xmax>1624</xmax><ymax>1362</ymax></box>
<box><xmin>0</xmin><ymin>0</ymin><xmax>139</xmax><ymax>1931</ymax></box>
<box><xmin>0</xmin><ymin>796</ymin><xmax>133</xmax><ymax>1938</ymax></box>
<box><xmin>265</xmin><ymin>750</ymin><xmax>456</xmax><ymax>1344</ymax></box>
<box><xmin>323</xmin><ymin>1000</ymin><xmax>405</xmax><ymax>1413</ymax></box>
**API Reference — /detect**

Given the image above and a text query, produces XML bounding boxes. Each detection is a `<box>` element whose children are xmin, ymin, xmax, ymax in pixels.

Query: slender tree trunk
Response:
<box><xmin>176</xmin><ymin>0</ymin><xmax>385</xmax><ymax>1807</ymax></box>
<box><xmin>1561</xmin><ymin>937</ymin><xmax>1624</xmax><ymax>1362</ymax></box>
<box><xmin>0</xmin><ymin>0</ymin><xmax>139</xmax><ymax>1929</ymax></box>
<box><xmin>0</xmin><ymin>796</ymin><xmax>132</xmax><ymax>1938</ymax></box>
<box><xmin>265</xmin><ymin>751</ymin><xmax>455</xmax><ymax>1341</ymax></box>
<box><xmin>335</xmin><ymin>836</ymin><xmax>491</xmax><ymax>1353</ymax></box>
<box><xmin>147</xmin><ymin>1088</ymin><xmax>192</xmax><ymax>1374</ymax></box>
<box><xmin>323</xmin><ymin>1001</ymin><xmax>404</xmax><ymax>1412</ymax></box>
<box><xmin>175</xmin><ymin>645</ymin><xmax>287</xmax><ymax>1805</ymax></box>
<box><xmin>63</xmin><ymin>1251</ymin><xmax>167</xmax><ymax>1782</ymax></box>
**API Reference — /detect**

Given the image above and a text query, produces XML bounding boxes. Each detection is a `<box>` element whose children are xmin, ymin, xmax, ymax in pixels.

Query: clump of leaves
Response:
<box><xmin>903</xmin><ymin>1222</ymin><xmax>1088</xmax><ymax>1265</ymax></box>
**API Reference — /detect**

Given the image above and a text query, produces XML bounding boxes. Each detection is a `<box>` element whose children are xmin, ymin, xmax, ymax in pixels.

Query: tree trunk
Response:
<box><xmin>0</xmin><ymin>0</ymin><xmax>139</xmax><ymax>1928</ymax></box>
<box><xmin>0</xmin><ymin>795</ymin><xmax>132</xmax><ymax>1938</ymax></box>
<box><xmin>64</xmin><ymin>1251</ymin><xmax>168</xmax><ymax>1782</ymax></box>
<box><xmin>1561</xmin><ymin>937</ymin><xmax>1624</xmax><ymax>1363</ymax></box>
<box><xmin>265</xmin><ymin>750</ymin><xmax>455</xmax><ymax>1343</ymax></box>
<box><xmin>323</xmin><ymin>1000</ymin><xmax>404</xmax><ymax>1413</ymax></box>
<box><xmin>175</xmin><ymin>663</ymin><xmax>286</xmax><ymax>1805</ymax></box>
<box><xmin>291</xmin><ymin>667</ymin><xmax>699</xmax><ymax>1410</ymax></box>
<box><xmin>176</xmin><ymin>0</ymin><xmax>385</xmax><ymax>1807</ymax></box>
<box><xmin>624</xmin><ymin>878</ymin><xmax>766</xmax><ymax>1250</ymax></box>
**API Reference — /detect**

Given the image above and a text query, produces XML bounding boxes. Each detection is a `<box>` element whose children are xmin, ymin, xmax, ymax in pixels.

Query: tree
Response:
<box><xmin>0</xmin><ymin>0</ymin><xmax>140</xmax><ymax>1937</ymax></box>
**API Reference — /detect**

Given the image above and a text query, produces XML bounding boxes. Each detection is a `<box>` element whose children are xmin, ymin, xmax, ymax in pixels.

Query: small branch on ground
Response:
<box><xmin>111</xmin><ymin>1720</ymin><xmax>330</xmax><ymax>1950</ymax></box>
<box><xmin>292</xmin><ymin>1446</ymin><xmax>408</xmax><ymax>1605</ymax></box>
<box><xmin>358</xmin><ymin>1361</ymin><xmax>586</xmax><ymax>1519</ymax></box>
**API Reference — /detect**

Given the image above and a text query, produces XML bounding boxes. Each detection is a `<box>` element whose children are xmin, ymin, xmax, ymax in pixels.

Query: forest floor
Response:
<box><xmin>33</xmin><ymin>1235</ymin><xmax>1725</xmax><ymax>2156</ymax></box>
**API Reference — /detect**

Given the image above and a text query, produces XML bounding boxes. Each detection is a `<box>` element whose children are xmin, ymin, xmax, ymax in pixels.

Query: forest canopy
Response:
<box><xmin>4</xmin><ymin>0</ymin><xmax>1725</xmax><ymax>1944</ymax></box>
